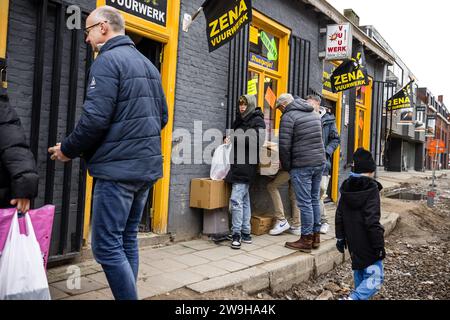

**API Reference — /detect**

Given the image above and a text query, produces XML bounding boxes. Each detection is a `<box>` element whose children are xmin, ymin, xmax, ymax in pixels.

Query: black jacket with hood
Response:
<box><xmin>335</xmin><ymin>175</ymin><xmax>385</xmax><ymax>270</ymax></box>
<box><xmin>225</xmin><ymin>95</ymin><xmax>266</xmax><ymax>184</ymax></box>
<box><xmin>0</xmin><ymin>95</ymin><xmax>39</xmax><ymax>207</ymax></box>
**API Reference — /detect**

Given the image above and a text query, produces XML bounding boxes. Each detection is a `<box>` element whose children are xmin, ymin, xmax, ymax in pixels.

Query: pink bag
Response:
<box><xmin>0</xmin><ymin>205</ymin><xmax>55</xmax><ymax>270</ymax></box>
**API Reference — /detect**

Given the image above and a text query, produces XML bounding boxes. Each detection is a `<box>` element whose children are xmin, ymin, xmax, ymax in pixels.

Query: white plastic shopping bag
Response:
<box><xmin>210</xmin><ymin>143</ymin><xmax>232</xmax><ymax>180</ymax></box>
<box><xmin>0</xmin><ymin>211</ymin><xmax>51</xmax><ymax>300</ymax></box>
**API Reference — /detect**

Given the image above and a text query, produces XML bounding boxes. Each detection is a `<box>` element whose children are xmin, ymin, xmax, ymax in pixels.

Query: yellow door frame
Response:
<box><xmin>0</xmin><ymin>0</ymin><xmax>9</xmax><ymax>59</ymax></box>
<box><xmin>322</xmin><ymin>90</ymin><xmax>343</xmax><ymax>203</ymax></box>
<box><xmin>83</xmin><ymin>1</ymin><xmax>180</xmax><ymax>243</ymax></box>
<box><xmin>248</xmin><ymin>10</ymin><xmax>290</xmax><ymax>131</ymax></box>
<box><xmin>354</xmin><ymin>78</ymin><xmax>373</xmax><ymax>151</ymax></box>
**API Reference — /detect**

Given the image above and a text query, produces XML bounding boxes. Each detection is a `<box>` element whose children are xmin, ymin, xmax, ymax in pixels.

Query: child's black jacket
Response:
<box><xmin>335</xmin><ymin>176</ymin><xmax>385</xmax><ymax>270</ymax></box>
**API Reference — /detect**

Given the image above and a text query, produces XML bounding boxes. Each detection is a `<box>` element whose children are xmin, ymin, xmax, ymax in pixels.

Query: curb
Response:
<box><xmin>186</xmin><ymin>212</ymin><xmax>400</xmax><ymax>295</ymax></box>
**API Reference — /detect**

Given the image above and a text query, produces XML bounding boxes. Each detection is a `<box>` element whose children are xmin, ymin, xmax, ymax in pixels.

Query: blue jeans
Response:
<box><xmin>91</xmin><ymin>179</ymin><xmax>153</xmax><ymax>300</ymax></box>
<box><xmin>350</xmin><ymin>260</ymin><xmax>384</xmax><ymax>300</ymax></box>
<box><xmin>290</xmin><ymin>165</ymin><xmax>324</xmax><ymax>235</ymax></box>
<box><xmin>230</xmin><ymin>183</ymin><xmax>251</xmax><ymax>235</ymax></box>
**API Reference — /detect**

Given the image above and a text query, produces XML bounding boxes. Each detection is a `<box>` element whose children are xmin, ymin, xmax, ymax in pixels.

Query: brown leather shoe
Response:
<box><xmin>285</xmin><ymin>235</ymin><xmax>313</xmax><ymax>253</ymax></box>
<box><xmin>312</xmin><ymin>233</ymin><xmax>320</xmax><ymax>249</ymax></box>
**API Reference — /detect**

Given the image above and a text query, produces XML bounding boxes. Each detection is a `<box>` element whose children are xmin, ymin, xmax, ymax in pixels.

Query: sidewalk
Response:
<box><xmin>46</xmin><ymin>203</ymin><xmax>400</xmax><ymax>300</ymax></box>
<box><xmin>377</xmin><ymin>169</ymin><xmax>450</xmax><ymax>190</ymax></box>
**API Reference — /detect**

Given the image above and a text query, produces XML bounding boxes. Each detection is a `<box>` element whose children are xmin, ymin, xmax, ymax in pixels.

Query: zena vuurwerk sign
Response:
<box><xmin>202</xmin><ymin>0</ymin><xmax>252</xmax><ymax>52</ymax></box>
<box><xmin>331</xmin><ymin>45</ymin><xmax>369</xmax><ymax>93</ymax></box>
<box><xmin>326</xmin><ymin>23</ymin><xmax>353</xmax><ymax>60</ymax></box>
<box><xmin>106</xmin><ymin>0</ymin><xmax>167</xmax><ymax>27</ymax></box>
<box><xmin>386</xmin><ymin>80</ymin><xmax>414</xmax><ymax>111</ymax></box>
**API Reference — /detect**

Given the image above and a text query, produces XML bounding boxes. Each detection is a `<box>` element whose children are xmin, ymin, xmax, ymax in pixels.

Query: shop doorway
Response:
<box><xmin>323</xmin><ymin>98</ymin><xmax>338</xmax><ymax>201</ymax></box>
<box><xmin>126</xmin><ymin>31</ymin><xmax>163</xmax><ymax>232</ymax></box>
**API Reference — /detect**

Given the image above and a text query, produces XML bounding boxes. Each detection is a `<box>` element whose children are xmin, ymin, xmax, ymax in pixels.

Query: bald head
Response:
<box><xmin>91</xmin><ymin>6</ymin><xmax>125</xmax><ymax>34</ymax></box>
<box><xmin>85</xmin><ymin>6</ymin><xmax>125</xmax><ymax>52</ymax></box>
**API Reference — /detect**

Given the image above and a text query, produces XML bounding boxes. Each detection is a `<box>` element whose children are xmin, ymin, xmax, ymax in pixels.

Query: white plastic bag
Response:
<box><xmin>0</xmin><ymin>212</ymin><xmax>51</xmax><ymax>300</ymax></box>
<box><xmin>210</xmin><ymin>144</ymin><xmax>232</xmax><ymax>180</ymax></box>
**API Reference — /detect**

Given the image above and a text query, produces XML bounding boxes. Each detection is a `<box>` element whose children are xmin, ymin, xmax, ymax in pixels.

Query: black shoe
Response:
<box><xmin>231</xmin><ymin>234</ymin><xmax>241</xmax><ymax>250</ymax></box>
<box><xmin>226</xmin><ymin>234</ymin><xmax>233</xmax><ymax>241</ymax></box>
<box><xmin>241</xmin><ymin>233</ymin><xmax>253</xmax><ymax>244</ymax></box>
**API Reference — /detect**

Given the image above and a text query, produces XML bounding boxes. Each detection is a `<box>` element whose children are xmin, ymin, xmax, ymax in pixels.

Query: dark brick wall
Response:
<box><xmin>6</xmin><ymin>0</ymin><xmax>94</xmax><ymax>254</ymax></box>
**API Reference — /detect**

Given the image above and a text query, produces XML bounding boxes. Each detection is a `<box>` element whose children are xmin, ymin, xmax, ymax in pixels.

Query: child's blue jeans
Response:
<box><xmin>350</xmin><ymin>260</ymin><xmax>384</xmax><ymax>300</ymax></box>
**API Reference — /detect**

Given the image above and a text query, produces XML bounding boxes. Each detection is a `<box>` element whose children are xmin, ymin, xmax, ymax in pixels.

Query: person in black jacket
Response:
<box><xmin>0</xmin><ymin>94</ymin><xmax>39</xmax><ymax>213</ymax></box>
<box><xmin>225</xmin><ymin>95</ymin><xmax>265</xmax><ymax>250</ymax></box>
<box><xmin>335</xmin><ymin>148</ymin><xmax>385</xmax><ymax>300</ymax></box>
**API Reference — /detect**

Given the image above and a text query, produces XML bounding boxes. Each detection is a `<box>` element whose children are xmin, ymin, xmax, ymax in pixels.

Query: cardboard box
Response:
<box><xmin>203</xmin><ymin>208</ymin><xmax>229</xmax><ymax>235</ymax></box>
<box><xmin>251</xmin><ymin>215</ymin><xmax>274</xmax><ymax>236</ymax></box>
<box><xmin>190</xmin><ymin>178</ymin><xmax>231</xmax><ymax>210</ymax></box>
<box><xmin>259</xmin><ymin>141</ymin><xmax>280</xmax><ymax>176</ymax></box>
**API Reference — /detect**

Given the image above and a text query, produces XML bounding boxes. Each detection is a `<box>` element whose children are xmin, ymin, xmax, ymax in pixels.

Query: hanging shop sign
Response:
<box><xmin>106</xmin><ymin>0</ymin><xmax>167</xmax><ymax>27</ymax></box>
<box><xmin>330</xmin><ymin>45</ymin><xmax>369</xmax><ymax>93</ymax></box>
<box><xmin>386</xmin><ymin>80</ymin><xmax>414</xmax><ymax>126</ymax></box>
<box><xmin>326</xmin><ymin>23</ymin><xmax>353</xmax><ymax>61</ymax></box>
<box><xmin>249</xmin><ymin>52</ymin><xmax>276</xmax><ymax>70</ymax></box>
<box><xmin>202</xmin><ymin>0</ymin><xmax>252</xmax><ymax>52</ymax></box>
<box><xmin>426</xmin><ymin>115</ymin><xmax>436</xmax><ymax>137</ymax></box>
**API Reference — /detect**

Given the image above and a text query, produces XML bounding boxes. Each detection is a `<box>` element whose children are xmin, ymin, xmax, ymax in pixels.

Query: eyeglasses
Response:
<box><xmin>84</xmin><ymin>21</ymin><xmax>108</xmax><ymax>37</ymax></box>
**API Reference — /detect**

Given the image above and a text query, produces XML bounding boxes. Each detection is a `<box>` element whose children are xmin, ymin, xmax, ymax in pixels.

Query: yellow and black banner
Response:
<box><xmin>202</xmin><ymin>0</ymin><xmax>252</xmax><ymax>52</ymax></box>
<box><xmin>331</xmin><ymin>45</ymin><xmax>369</xmax><ymax>93</ymax></box>
<box><xmin>386</xmin><ymin>80</ymin><xmax>414</xmax><ymax>111</ymax></box>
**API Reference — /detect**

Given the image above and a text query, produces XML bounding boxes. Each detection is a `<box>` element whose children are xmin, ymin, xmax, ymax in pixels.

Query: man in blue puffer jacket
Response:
<box><xmin>48</xmin><ymin>6</ymin><xmax>168</xmax><ymax>300</ymax></box>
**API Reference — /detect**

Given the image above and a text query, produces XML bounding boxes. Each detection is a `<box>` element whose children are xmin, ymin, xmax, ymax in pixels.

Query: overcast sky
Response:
<box><xmin>327</xmin><ymin>0</ymin><xmax>450</xmax><ymax>105</ymax></box>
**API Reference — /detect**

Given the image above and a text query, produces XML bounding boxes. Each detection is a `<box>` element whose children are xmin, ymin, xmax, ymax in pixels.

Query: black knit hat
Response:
<box><xmin>353</xmin><ymin>148</ymin><xmax>376</xmax><ymax>174</ymax></box>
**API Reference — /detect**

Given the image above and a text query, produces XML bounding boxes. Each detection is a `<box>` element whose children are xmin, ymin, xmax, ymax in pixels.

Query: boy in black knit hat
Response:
<box><xmin>335</xmin><ymin>148</ymin><xmax>385</xmax><ymax>300</ymax></box>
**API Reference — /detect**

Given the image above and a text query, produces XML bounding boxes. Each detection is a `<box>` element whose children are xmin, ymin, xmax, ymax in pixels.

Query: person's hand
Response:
<box><xmin>10</xmin><ymin>198</ymin><xmax>31</xmax><ymax>213</ymax></box>
<box><xmin>336</xmin><ymin>239</ymin><xmax>347</xmax><ymax>253</ymax></box>
<box><xmin>48</xmin><ymin>143</ymin><xmax>70</xmax><ymax>162</ymax></box>
<box><xmin>224</xmin><ymin>136</ymin><xmax>231</xmax><ymax>145</ymax></box>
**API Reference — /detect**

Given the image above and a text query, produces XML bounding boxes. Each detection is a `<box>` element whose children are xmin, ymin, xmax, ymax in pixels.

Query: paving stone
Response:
<box><xmin>211</xmin><ymin>259</ymin><xmax>249</xmax><ymax>272</ymax></box>
<box><xmin>145</xmin><ymin>258</ymin><xmax>189</xmax><ymax>272</ymax></box>
<box><xmin>188</xmin><ymin>264</ymin><xmax>230</xmax><ymax>279</ymax></box>
<box><xmin>227</xmin><ymin>254</ymin><xmax>265</xmax><ymax>267</ymax></box>
<box><xmin>86</xmin><ymin>272</ymin><xmax>109</xmax><ymax>286</ymax></box>
<box><xmin>193</xmin><ymin>246</ymin><xmax>241</xmax><ymax>261</ymax></box>
<box><xmin>264</xmin><ymin>244</ymin><xmax>297</xmax><ymax>257</ymax></box>
<box><xmin>181</xmin><ymin>240</ymin><xmax>218</xmax><ymax>251</ymax></box>
<box><xmin>52</xmin><ymin>276</ymin><xmax>107</xmax><ymax>296</ymax></box>
<box><xmin>248</xmin><ymin>248</ymin><xmax>289</xmax><ymax>261</ymax></box>
<box><xmin>49</xmin><ymin>285</ymin><xmax>69</xmax><ymax>300</ymax></box>
<box><xmin>251</xmin><ymin>237</ymin><xmax>275</xmax><ymax>247</ymax></box>
<box><xmin>160</xmin><ymin>244</ymin><xmax>197</xmax><ymax>255</ymax></box>
<box><xmin>138</xmin><ymin>263</ymin><xmax>164</xmax><ymax>279</ymax></box>
<box><xmin>61</xmin><ymin>290</ymin><xmax>111</xmax><ymax>300</ymax></box>
<box><xmin>309</xmin><ymin>240</ymin><xmax>344</xmax><ymax>276</ymax></box>
<box><xmin>187</xmin><ymin>267</ymin><xmax>269</xmax><ymax>294</ymax></box>
<box><xmin>239</xmin><ymin>243</ymin><xmax>263</xmax><ymax>252</ymax></box>
<box><xmin>172</xmin><ymin>253</ymin><xmax>211</xmax><ymax>267</ymax></box>
<box><xmin>137</xmin><ymin>275</ymin><xmax>184</xmax><ymax>299</ymax></box>
<box><xmin>163</xmin><ymin>270</ymin><xmax>206</xmax><ymax>286</ymax></box>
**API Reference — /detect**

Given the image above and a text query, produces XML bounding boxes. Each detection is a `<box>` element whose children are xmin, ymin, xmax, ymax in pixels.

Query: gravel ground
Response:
<box><xmin>267</xmin><ymin>175</ymin><xmax>450</xmax><ymax>301</ymax></box>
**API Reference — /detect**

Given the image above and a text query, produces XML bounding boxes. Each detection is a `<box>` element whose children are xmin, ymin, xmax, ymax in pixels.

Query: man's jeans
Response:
<box><xmin>320</xmin><ymin>175</ymin><xmax>330</xmax><ymax>224</ymax></box>
<box><xmin>350</xmin><ymin>260</ymin><xmax>384</xmax><ymax>300</ymax></box>
<box><xmin>91</xmin><ymin>179</ymin><xmax>153</xmax><ymax>300</ymax></box>
<box><xmin>290</xmin><ymin>165</ymin><xmax>324</xmax><ymax>235</ymax></box>
<box><xmin>230</xmin><ymin>183</ymin><xmax>251</xmax><ymax>235</ymax></box>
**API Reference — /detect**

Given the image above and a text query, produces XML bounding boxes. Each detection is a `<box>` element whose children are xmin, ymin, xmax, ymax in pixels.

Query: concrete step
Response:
<box><xmin>185</xmin><ymin>212</ymin><xmax>399</xmax><ymax>295</ymax></box>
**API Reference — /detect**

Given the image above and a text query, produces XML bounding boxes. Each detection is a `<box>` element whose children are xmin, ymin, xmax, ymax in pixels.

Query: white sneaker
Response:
<box><xmin>320</xmin><ymin>223</ymin><xmax>330</xmax><ymax>235</ymax></box>
<box><xmin>288</xmin><ymin>227</ymin><xmax>301</xmax><ymax>236</ymax></box>
<box><xmin>269</xmin><ymin>220</ymin><xmax>290</xmax><ymax>236</ymax></box>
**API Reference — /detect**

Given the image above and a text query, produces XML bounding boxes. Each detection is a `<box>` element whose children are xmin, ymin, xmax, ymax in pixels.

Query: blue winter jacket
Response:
<box><xmin>61</xmin><ymin>35</ymin><xmax>168</xmax><ymax>182</ymax></box>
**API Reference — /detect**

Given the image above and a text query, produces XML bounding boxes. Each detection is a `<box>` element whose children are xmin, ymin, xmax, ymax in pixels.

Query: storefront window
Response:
<box><xmin>249</xmin><ymin>25</ymin><xmax>280</xmax><ymax>71</ymax></box>
<box><xmin>263</xmin><ymin>77</ymin><xmax>278</xmax><ymax>133</ymax></box>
